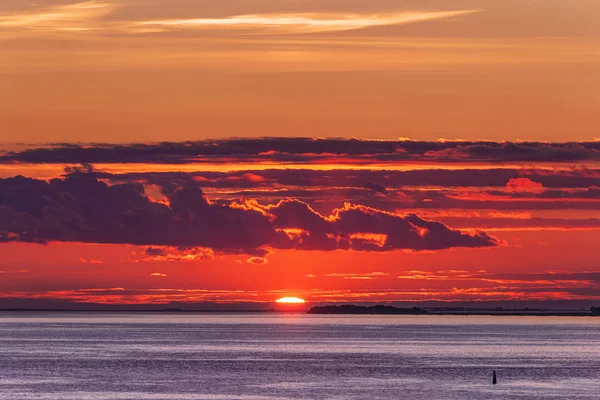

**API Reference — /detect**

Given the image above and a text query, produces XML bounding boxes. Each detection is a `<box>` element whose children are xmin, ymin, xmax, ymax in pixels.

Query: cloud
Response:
<box><xmin>0</xmin><ymin>171</ymin><xmax>498</xmax><ymax>253</ymax></box>
<box><xmin>3</xmin><ymin>138</ymin><xmax>600</xmax><ymax>165</ymax></box>
<box><xmin>506</xmin><ymin>178</ymin><xmax>544</xmax><ymax>194</ymax></box>
<box><xmin>99</xmin><ymin>167</ymin><xmax>600</xmax><ymax>197</ymax></box>
<box><xmin>97</xmin><ymin>167</ymin><xmax>600</xmax><ymax>217</ymax></box>
<box><xmin>0</xmin><ymin>3</ymin><xmax>480</xmax><ymax>38</ymax></box>
<box><xmin>363</xmin><ymin>182</ymin><xmax>388</xmax><ymax>195</ymax></box>
<box><xmin>133</xmin><ymin>10</ymin><xmax>480</xmax><ymax>34</ymax></box>
<box><xmin>246</xmin><ymin>256</ymin><xmax>268</xmax><ymax>265</ymax></box>
<box><xmin>475</xmin><ymin>271</ymin><xmax>600</xmax><ymax>285</ymax></box>
<box><xmin>78</xmin><ymin>258</ymin><xmax>104</xmax><ymax>264</ymax></box>
<box><xmin>326</xmin><ymin>272</ymin><xmax>389</xmax><ymax>280</ymax></box>
<box><xmin>396</xmin><ymin>269</ymin><xmax>600</xmax><ymax>288</ymax></box>
<box><xmin>142</xmin><ymin>246</ymin><xmax>215</xmax><ymax>262</ymax></box>
<box><xmin>3</xmin><ymin>270</ymin><xmax>598</xmax><ymax>305</ymax></box>
<box><xmin>424</xmin><ymin>216</ymin><xmax>600</xmax><ymax>231</ymax></box>
<box><xmin>220</xmin><ymin>184</ymin><xmax>600</xmax><ymax>214</ymax></box>
<box><xmin>267</xmin><ymin>200</ymin><xmax>498</xmax><ymax>251</ymax></box>
<box><xmin>0</xmin><ymin>1</ymin><xmax>115</xmax><ymax>35</ymax></box>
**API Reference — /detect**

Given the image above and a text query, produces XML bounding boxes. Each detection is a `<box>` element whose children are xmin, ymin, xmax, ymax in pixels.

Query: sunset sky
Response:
<box><xmin>1</xmin><ymin>1</ymin><xmax>599</xmax><ymax>308</ymax></box>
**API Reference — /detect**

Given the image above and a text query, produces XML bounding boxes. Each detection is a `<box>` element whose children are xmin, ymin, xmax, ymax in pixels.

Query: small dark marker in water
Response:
<box><xmin>493</xmin><ymin>371</ymin><xmax>497</xmax><ymax>385</ymax></box>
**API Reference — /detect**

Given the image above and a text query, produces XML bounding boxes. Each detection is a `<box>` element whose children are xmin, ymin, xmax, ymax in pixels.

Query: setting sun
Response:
<box><xmin>275</xmin><ymin>297</ymin><xmax>306</xmax><ymax>304</ymax></box>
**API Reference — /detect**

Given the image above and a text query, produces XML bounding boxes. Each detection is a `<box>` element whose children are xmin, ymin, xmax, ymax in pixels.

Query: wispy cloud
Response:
<box><xmin>133</xmin><ymin>10</ymin><xmax>481</xmax><ymax>34</ymax></box>
<box><xmin>0</xmin><ymin>1</ymin><xmax>114</xmax><ymax>34</ymax></box>
<box><xmin>0</xmin><ymin>3</ymin><xmax>480</xmax><ymax>36</ymax></box>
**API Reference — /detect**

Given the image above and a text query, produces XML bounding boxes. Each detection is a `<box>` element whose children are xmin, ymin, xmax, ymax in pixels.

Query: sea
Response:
<box><xmin>0</xmin><ymin>313</ymin><xmax>599</xmax><ymax>399</ymax></box>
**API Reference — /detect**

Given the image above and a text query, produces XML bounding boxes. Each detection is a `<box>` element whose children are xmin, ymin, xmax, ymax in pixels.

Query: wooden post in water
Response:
<box><xmin>493</xmin><ymin>371</ymin><xmax>497</xmax><ymax>385</ymax></box>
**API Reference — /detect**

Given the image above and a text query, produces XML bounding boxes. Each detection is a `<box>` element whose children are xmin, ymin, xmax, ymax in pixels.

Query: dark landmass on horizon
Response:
<box><xmin>1</xmin><ymin>298</ymin><xmax>599</xmax><ymax>316</ymax></box>
<box><xmin>309</xmin><ymin>305</ymin><xmax>599</xmax><ymax>316</ymax></box>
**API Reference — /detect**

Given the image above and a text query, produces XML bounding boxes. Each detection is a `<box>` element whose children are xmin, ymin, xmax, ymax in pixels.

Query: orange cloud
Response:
<box><xmin>142</xmin><ymin>247</ymin><xmax>215</xmax><ymax>262</ymax></box>
<box><xmin>326</xmin><ymin>272</ymin><xmax>389</xmax><ymax>280</ymax></box>
<box><xmin>78</xmin><ymin>258</ymin><xmax>104</xmax><ymax>264</ymax></box>
<box><xmin>247</xmin><ymin>257</ymin><xmax>269</xmax><ymax>265</ymax></box>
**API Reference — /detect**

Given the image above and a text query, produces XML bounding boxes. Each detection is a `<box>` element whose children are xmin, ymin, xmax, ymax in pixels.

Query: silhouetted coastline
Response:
<box><xmin>307</xmin><ymin>305</ymin><xmax>600</xmax><ymax>316</ymax></box>
<box><xmin>1</xmin><ymin>299</ymin><xmax>599</xmax><ymax>316</ymax></box>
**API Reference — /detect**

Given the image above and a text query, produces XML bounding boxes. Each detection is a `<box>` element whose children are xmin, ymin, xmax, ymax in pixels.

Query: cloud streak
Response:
<box><xmin>3</xmin><ymin>139</ymin><xmax>600</xmax><ymax>165</ymax></box>
<box><xmin>0</xmin><ymin>1</ymin><xmax>114</xmax><ymax>34</ymax></box>
<box><xmin>134</xmin><ymin>10</ymin><xmax>480</xmax><ymax>34</ymax></box>
<box><xmin>2</xmin><ymin>270</ymin><xmax>598</xmax><ymax>305</ymax></box>
<box><xmin>0</xmin><ymin>2</ymin><xmax>479</xmax><ymax>36</ymax></box>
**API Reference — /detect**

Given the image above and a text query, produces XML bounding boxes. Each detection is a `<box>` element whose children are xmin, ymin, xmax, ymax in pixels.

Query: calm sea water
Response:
<box><xmin>0</xmin><ymin>313</ymin><xmax>599</xmax><ymax>399</ymax></box>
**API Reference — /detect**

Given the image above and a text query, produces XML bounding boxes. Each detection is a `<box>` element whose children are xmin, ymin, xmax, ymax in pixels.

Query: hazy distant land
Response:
<box><xmin>1</xmin><ymin>301</ymin><xmax>599</xmax><ymax>316</ymax></box>
<box><xmin>308</xmin><ymin>305</ymin><xmax>600</xmax><ymax>316</ymax></box>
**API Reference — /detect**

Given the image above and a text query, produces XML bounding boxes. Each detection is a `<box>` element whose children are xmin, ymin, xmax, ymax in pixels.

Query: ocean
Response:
<box><xmin>0</xmin><ymin>313</ymin><xmax>599</xmax><ymax>399</ymax></box>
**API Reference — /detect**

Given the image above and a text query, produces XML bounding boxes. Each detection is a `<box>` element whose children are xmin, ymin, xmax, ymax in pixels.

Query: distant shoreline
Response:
<box><xmin>0</xmin><ymin>307</ymin><xmax>598</xmax><ymax>317</ymax></box>
<box><xmin>308</xmin><ymin>305</ymin><xmax>598</xmax><ymax>317</ymax></box>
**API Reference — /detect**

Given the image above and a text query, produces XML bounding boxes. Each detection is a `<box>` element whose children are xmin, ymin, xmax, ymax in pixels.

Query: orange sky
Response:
<box><xmin>1</xmin><ymin>1</ymin><xmax>599</xmax><ymax>307</ymax></box>
<box><xmin>1</xmin><ymin>147</ymin><xmax>599</xmax><ymax>305</ymax></box>
<box><xmin>1</xmin><ymin>228</ymin><xmax>599</xmax><ymax>304</ymax></box>
<box><xmin>1</xmin><ymin>0</ymin><xmax>600</xmax><ymax>142</ymax></box>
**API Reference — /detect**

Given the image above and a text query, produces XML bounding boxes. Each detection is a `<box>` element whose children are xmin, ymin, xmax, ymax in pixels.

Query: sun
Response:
<box><xmin>275</xmin><ymin>297</ymin><xmax>306</xmax><ymax>304</ymax></box>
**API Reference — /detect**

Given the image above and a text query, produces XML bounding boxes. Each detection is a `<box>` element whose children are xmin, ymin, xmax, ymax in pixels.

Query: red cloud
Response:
<box><xmin>506</xmin><ymin>178</ymin><xmax>544</xmax><ymax>193</ymax></box>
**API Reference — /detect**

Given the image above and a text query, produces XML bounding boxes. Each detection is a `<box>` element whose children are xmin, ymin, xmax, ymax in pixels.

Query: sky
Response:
<box><xmin>0</xmin><ymin>1</ymin><xmax>599</xmax><ymax>308</ymax></box>
<box><xmin>2</xmin><ymin>0</ymin><xmax>600</xmax><ymax>142</ymax></box>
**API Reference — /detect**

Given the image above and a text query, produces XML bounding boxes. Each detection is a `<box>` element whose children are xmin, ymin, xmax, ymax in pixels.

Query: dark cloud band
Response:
<box><xmin>0</xmin><ymin>172</ymin><xmax>498</xmax><ymax>252</ymax></box>
<box><xmin>3</xmin><ymin>138</ymin><xmax>600</xmax><ymax>164</ymax></box>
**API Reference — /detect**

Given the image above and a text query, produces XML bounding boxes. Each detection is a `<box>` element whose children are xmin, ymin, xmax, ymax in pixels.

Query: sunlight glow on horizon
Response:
<box><xmin>276</xmin><ymin>297</ymin><xmax>306</xmax><ymax>304</ymax></box>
